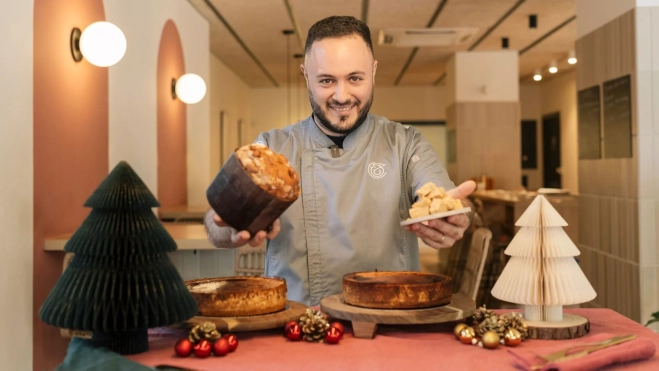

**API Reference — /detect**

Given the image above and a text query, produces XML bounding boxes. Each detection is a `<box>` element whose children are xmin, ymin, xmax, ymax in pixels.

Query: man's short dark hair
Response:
<box><xmin>304</xmin><ymin>16</ymin><xmax>373</xmax><ymax>56</ymax></box>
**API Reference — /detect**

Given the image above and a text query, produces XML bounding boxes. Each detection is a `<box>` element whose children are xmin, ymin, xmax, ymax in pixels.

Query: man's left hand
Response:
<box><xmin>404</xmin><ymin>180</ymin><xmax>476</xmax><ymax>249</ymax></box>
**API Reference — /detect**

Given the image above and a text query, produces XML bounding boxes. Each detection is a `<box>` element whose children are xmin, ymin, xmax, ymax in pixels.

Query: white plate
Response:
<box><xmin>400</xmin><ymin>207</ymin><xmax>471</xmax><ymax>226</ymax></box>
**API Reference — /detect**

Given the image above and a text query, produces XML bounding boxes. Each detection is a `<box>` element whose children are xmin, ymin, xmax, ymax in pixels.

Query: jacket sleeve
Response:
<box><xmin>404</xmin><ymin>126</ymin><xmax>455</xmax><ymax>198</ymax></box>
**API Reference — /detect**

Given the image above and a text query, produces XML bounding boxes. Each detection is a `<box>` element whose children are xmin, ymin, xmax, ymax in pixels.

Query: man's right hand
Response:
<box><xmin>212</xmin><ymin>214</ymin><xmax>281</xmax><ymax>247</ymax></box>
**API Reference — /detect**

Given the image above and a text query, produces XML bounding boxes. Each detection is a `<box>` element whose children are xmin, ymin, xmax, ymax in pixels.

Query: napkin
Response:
<box><xmin>508</xmin><ymin>333</ymin><xmax>656</xmax><ymax>371</ymax></box>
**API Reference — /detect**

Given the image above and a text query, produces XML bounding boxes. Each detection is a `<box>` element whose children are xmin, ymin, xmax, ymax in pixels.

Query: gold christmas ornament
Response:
<box><xmin>482</xmin><ymin>331</ymin><xmax>500</xmax><ymax>349</ymax></box>
<box><xmin>504</xmin><ymin>328</ymin><xmax>522</xmax><ymax>347</ymax></box>
<box><xmin>458</xmin><ymin>327</ymin><xmax>476</xmax><ymax>344</ymax></box>
<box><xmin>454</xmin><ymin>323</ymin><xmax>468</xmax><ymax>339</ymax></box>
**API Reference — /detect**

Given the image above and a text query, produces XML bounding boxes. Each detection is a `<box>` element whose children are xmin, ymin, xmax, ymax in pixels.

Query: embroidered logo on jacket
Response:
<box><xmin>367</xmin><ymin>162</ymin><xmax>386</xmax><ymax>179</ymax></box>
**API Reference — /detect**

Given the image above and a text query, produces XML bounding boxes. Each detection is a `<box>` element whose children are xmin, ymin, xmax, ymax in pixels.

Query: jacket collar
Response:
<box><xmin>305</xmin><ymin>114</ymin><xmax>374</xmax><ymax>150</ymax></box>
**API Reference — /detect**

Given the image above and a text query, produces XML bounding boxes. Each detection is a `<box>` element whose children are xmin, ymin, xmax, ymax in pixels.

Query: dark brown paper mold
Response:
<box><xmin>206</xmin><ymin>152</ymin><xmax>299</xmax><ymax>236</ymax></box>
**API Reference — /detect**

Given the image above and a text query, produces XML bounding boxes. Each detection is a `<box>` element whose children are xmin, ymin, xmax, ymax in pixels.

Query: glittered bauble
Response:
<box><xmin>458</xmin><ymin>327</ymin><xmax>476</xmax><ymax>344</ymax></box>
<box><xmin>286</xmin><ymin>323</ymin><xmax>302</xmax><ymax>341</ymax></box>
<box><xmin>330</xmin><ymin>322</ymin><xmax>345</xmax><ymax>337</ymax></box>
<box><xmin>212</xmin><ymin>338</ymin><xmax>230</xmax><ymax>356</ymax></box>
<box><xmin>193</xmin><ymin>339</ymin><xmax>212</xmax><ymax>358</ymax></box>
<box><xmin>454</xmin><ymin>323</ymin><xmax>468</xmax><ymax>339</ymax></box>
<box><xmin>482</xmin><ymin>331</ymin><xmax>500</xmax><ymax>349</ymax></box>
<box><xmin>504</xmin><ymin>328</ymin><xmax>522</xmax><ymax>347</ymax></box>
<box><xmin>325</xmin><ymin>327</ymin><xmax>342</xmax><ymax>344</ymax></box>
<box><xmin>224</xmin><ymin>333</ymin><xmax>239</xmax><ymax>352</ymax></box>
<box><xmin>284</xmin><ymin>320</ymin><xmax>298</xmax><ymax>336</ymax></box>
<box><xmin>174</xmin><ymin>338</ymin><xmax>193</xmax><ymax>357</ymax></box>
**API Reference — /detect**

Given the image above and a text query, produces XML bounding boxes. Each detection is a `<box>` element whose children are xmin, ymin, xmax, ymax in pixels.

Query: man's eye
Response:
<box><xmin>320</xmin><ymin>79</ymin><xmax>333</xmax><ymax>84</ymax></box>
<box><xmin>350</xmin><ymin>76</ymin><xmax>363</xmax><ymax>82</ymax></box>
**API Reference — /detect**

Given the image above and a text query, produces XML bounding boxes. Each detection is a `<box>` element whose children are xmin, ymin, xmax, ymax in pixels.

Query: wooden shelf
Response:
<box><xmin>158</xmin><ymin>205</ymin><xmax>209</xmax><ymax>221</ymax></box>
<box><xmin>44</xmin><ymin>223</ymin><xmax>217</xmax><ymax>251</ymax></box>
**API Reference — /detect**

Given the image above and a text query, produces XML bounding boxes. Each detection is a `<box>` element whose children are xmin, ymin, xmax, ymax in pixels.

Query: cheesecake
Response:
<box><xmin>342</xmin><ymin>271</ymin><xmax>452</xmax><ymax>309</ymax></box>
<box><xmin>186</xmin><ymin>276</ymin><xmax>287</xmax><ymax>317</ymax></box>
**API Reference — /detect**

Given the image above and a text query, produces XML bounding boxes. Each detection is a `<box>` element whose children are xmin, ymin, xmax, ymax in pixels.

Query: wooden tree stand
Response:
<box><xmin>503</xmin><ymin>312</ymin><xmax>590</xmax><ymax>340</ymax></box>
<box><xmin>320</xmin><ymin>293</ymin><xmax>476</xmax><ymax>339</ymax></box>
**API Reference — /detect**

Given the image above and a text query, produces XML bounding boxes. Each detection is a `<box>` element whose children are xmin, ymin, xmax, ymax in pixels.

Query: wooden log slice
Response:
<box><xmin>342</xmin><ymin>271</ymin><xmax>452</xmax><ymax>309</ymax></box>
<box><xmin>186</xmin><ymin>276</ymin><xmax>287</xmax><ymax>317</ymax></box>
<box><xmin>509</xmin><ymin>313</ymin><xmax>590</xmax><ymax>340</ymax></box>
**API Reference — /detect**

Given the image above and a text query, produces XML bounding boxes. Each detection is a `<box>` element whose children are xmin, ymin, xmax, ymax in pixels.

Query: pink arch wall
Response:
<box><xmin>157</xmin><ymin>20</ymin><xmax>187</xmax><ymax>209</ymax></box>
<box><xmin>33</xmin><ymin>0</ymin><xmax>109</xmax><ymax>369</ymax></box>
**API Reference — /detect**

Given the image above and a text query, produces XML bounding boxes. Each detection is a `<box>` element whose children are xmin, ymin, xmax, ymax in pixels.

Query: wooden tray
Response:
<box><xmin>175</xmin><ymin>301</ymin><xmax>307</xmax><ymax>332</ymax></box>
<box><xmin>320</xmin><ymin>293</ymin><xmax>476</xmax><ymax>339</ymax></box>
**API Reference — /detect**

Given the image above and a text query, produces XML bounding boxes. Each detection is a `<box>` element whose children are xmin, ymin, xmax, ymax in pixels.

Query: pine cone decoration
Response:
<box><xmin>504</xmin><ymin>312</ymin><xmax>529</xmax><ymax>340</ymax></box>
<box><xmin>472</xmin><ymin>305</ymin><xmax>496</xmax><ymax>326</ymax></box>
<box><xmin>476</xmin><ymin>314</ymin><xmax>507</xmax><ymax>337</ymax></box>
<box><xmin>299</xmin><ymin>308</ymin><xmax>330</xmax><ymax>342</ymax></box>
<box><xmin>188</xmin><ymin>321</ymin><xmax>222</xmax><ymax>344</ymax></box>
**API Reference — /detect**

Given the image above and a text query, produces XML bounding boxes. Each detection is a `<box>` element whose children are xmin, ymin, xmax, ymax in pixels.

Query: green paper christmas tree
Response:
<box><xmin>39</xmin><ymin>161</ymin><xmax>198</xmax><ymax>355</ymax></box>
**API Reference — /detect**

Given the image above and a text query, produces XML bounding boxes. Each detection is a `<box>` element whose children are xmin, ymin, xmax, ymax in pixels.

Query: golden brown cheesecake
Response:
<box><xmin>186</xmin><ymin>276</ymin><xmax>287</xmax><ymax>317</ymax></box>
<box><xmin>342</xmin><ymin>271</ymin><xmax>452</xmax><ymax>309</ymax></box>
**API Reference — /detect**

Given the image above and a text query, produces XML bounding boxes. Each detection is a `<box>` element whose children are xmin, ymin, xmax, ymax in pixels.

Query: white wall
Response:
<box><xmin>104</xmin><ymin>0</ymin><xmax>210</xmax><ymax>207</ymax></box>
<box><xmin>210</xmin><ymin>54</ymin><xmax>252</xmax><ymax>176</ymax></box>
<box><xmin>540</xmin><ymin>72</ymin><xmax>579</xmax><ymax>195</ymax></box>
<box><xmin>520</xmin><ymin>84</ymin><xmax>543</xmax><ymax>191</ymax></box>
<box><xmin>0</xmin><ymin>1</ymin><xmax>33</xmax><ymax>369</ymax></box>
<box><xmin>519</xmin><ymin>72</ymin><xmax>579</xmax><ymax>194</ymax></box>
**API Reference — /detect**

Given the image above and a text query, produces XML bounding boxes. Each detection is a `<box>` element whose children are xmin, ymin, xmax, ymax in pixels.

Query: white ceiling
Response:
<box><xmin>187</xmin><ymin>0</ymin><xmax>576</xmax><ymax>87</ymax></box>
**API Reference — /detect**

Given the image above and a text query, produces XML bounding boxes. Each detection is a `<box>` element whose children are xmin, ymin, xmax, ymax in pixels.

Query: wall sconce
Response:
<box><xmin>567</xmin><ymin>50</ymin><xmax>577</xmax><ymax>65</ymax></box>
<box><xmin>533</xmin><ymin>68</ymin><xmax>542</xmax><ymax>81</ymax></box>
<box><xmin>548</xmin><ymin>60</ymin><xmax>558</xmax><ymax>74</ymax></box>
<box><xmin>71</xmin><ymin>22</ymin><xmax>126</xmax><ymax>67</ymax></box>
<box><xmin>171</xmin><ymin>73</ymin><xmax>206</xmax><ymax>104</ymax></box>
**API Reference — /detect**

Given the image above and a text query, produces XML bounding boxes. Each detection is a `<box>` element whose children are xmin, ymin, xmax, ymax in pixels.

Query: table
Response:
<box><xmin>125</xmin><ymin>309</ymin><xmax>658</xmax><ymax>370</ymax></box>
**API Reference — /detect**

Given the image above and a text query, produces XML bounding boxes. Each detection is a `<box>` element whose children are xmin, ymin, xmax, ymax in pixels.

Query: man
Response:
<box><xmin>205</xmin><ymin>16</ymin><xmax>475</xmax><ymax>305</ymax></box>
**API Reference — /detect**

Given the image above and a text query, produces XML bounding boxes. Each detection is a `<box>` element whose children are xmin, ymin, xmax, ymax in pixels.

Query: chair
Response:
<box><xmin>234</xmin><ymin>244</ymin><xmax>266</xmax><ymax>276</ymax></box>
<box><xmin>458</xmin><ymin>227</ymin><xmax>492</xmax><ymax>303</ymax></box>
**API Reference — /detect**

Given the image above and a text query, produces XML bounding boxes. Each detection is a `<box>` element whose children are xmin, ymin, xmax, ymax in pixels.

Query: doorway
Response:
<box><xmin>542</xmin><ymin>113</ymin><xmax>561</xmax><ymax>189</ymax></box>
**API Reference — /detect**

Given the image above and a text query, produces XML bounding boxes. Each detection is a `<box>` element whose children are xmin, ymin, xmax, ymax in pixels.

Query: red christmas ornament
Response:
<box><xmin>212</xmin><ymin>338</ymin><xmax>230</xmax><ymax>356</ymax></box>
<box><xmin>174</xmin><ymin>338</ymin><xmax>193</xmax><ymax>357</ymax></box>
<box><xmin>193</xmin><ymin>339</ymin><xmax>212</xmax><ymax>358</ymax></box>
<box><xmin>223</xmin><ymin>333</ymin><xmax>239</xmax><ymax>352</ymax></box>
<box><xmin>284</xmin><ymin>320</ymin><xmax>298</xmax><ymax>336</ymax></box>
<box><xmin>325</xmin><ymin>327</ymin><xmax>342</xmax><ymax>344</ymax></box>
<box><xmin>286</xmin><ymin>323</ymin><xmax>302</xmax><ymax>341</ymax></box>
<box><xmin>330</xmin><ymin>322</ymin><xmax>345</xmax><ymax>337</ymax></box>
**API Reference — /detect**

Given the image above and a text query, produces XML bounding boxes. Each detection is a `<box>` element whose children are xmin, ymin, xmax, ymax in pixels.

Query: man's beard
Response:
<box><xmin>309</xmin><ymin>89</ymin><xmax>373</xmax><ymax>135</ymax></box>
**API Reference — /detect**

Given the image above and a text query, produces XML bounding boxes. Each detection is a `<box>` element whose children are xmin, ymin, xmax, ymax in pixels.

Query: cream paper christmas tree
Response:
<box><xmin>491</xmin><ymin>195</ymin><xmax>596</xmax><ymax>322</ymax></box>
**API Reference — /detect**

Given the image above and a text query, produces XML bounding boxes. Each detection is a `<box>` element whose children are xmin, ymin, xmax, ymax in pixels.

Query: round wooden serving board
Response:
<box><xmin>178</xmin><ymin>301</ymin><xmax>307</xmax><ymax>332</ymax></box>
<box><xmin>320</xmin><ymin>293</ymin><xmax>476</xmax><ymax>339</ymax></box>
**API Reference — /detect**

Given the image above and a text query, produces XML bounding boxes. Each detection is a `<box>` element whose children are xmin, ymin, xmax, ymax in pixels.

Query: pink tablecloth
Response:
<box><xmin>127</xmin><ymin>309</ymin><xmax>659</xmax><ymax>370</ymax></box>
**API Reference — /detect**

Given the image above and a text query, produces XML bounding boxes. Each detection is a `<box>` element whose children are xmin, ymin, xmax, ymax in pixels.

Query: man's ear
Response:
<box><xmin>372</xmin><ymin>60</ymin><xmax>378</xmax><ymax>84</ymax></box>
<box><xmin>301</xmin><ymin>64</ymin><xmax>309</xmax><ymax>87</ymax></box>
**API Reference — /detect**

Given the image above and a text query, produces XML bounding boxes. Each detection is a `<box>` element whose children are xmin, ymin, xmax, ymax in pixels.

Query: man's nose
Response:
<box><xmin>333</xmin><ymin>82</ymin><xmax>350</xmax><ymax>104</ymax></box>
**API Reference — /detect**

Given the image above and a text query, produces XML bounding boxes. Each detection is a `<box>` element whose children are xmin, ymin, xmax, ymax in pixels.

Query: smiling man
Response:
<box><xmin>205</xmin><ymin>16</ymin><xmax>475</xmax><ymax>306</ymax></box>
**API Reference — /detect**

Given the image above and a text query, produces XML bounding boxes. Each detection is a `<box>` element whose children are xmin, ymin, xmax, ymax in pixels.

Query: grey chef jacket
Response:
<box><xmin>231</xmin><ymin>114</ymin><xmax>454</xmax><ymax>306</ymax></box>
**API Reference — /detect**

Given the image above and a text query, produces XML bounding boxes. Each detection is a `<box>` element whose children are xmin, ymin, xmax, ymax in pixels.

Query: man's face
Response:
<box><xmin>302</xmin><ymin>35</ymin><xmax>377</xmax><ymax>135</ymax></box>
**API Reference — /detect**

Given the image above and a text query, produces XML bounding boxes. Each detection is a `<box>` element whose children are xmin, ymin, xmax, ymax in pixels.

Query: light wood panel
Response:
<box><xmin>447</xmin><ymin>102</ymin><xmax>521</xmax><ymax>190</ymax></box>
<box><xmin>575</xmin><ymin>9</ymin><xmax>642</xmax><ymax>323</ymax></box>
